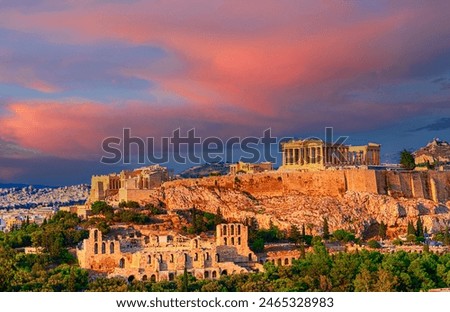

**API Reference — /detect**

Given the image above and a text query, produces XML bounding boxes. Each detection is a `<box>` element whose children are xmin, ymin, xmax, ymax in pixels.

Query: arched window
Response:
<box><xmin>194</xmin><ymin>239</ymin><xmax>198</xmax><ymax>248</ymax></box>
<box><xmin>215</xmin><ymin>253</ymin><xmax>220</xmax><ymax>263</ymax></box>
<box><xmin>284</xmin><ymin>258</ymin><xmax>289</xmax><ymax>265</ymax></box>
<box><xmin>223</xmin><ymin>225</ymin><xmax>227</xmax><ymax>235</ymax></box>
<box><xmin>212</xmin><ymin>271</ymin><xmax>217</xmax><ymax>279</ymax></box>
<box><xmin>142</xmin><ymin>275</ymin><xmax>147</xmax><ymax>281</ymax></box>
<box><xmin>119</xmin><ymin>258</ymin><xmax>125</xmax><ymax>268</ymax></box>
<box><xmin>194</xmin><ymin>253</ymin><xmax>198</xmax><ymax>261</ymax></box>
<box><xmin>206</xmin><ymin>252</ymin><xmax>210</xmax><ymax>261</ymax></box>
<box><xmin>230</xmin><ymin>225</ymin><xmax>234</xmax><ymax>235</ymax></box>
<box><xmin>237</xmin><ymin>225</ymin><xmax>241</xmax><ymax>235</ymax></box>
<box><xmin>231</xmin><ymin>237</ymin><xmax>235</xmax><ymax>245</ymax></box>
<box><xmin>101</xmin><ymin>242</ymin><xmax>106</xmax><ymax>254</ymax></box>
<box><xmin>110</xmin><ymin>242</ymin><xmax>115</xmax><ymax>254</ymax></box>
<box><xmin>150</xmin><ymin>274</ymin><xmax>156</xmax><ymax>282</ymax></box>
<box><xmin>94</xmin><ymin>243</ymin><xmax>98</xmax><ymax>254</ymax></box>
<box><xmin>147</xmin><ymin>255</ymin><xmax>151</xmax><ymax>264</ymax></box>
<box><xmin>94</xmin><ymin>230</ymin><xmax>98</xmax><ymax>242</ymax></box>
<box><xmin>224</xmin><ymin>237</ymin><xmax>227</xmax><ymax>245</ymax></box>
<box><xmin>170</xmin><ymin>254</ymin><xmax>174</xmax><ymax>263</ymax></box>
<box><xmin>238</xmin><ymin>237</ymin><xmax>241</xmax><ymax>245</ymax></box>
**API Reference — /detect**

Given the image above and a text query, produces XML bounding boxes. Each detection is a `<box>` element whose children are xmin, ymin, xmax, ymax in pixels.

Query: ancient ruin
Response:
<box><xmin>280</xmin><ymin>138</ymin><xmax>381</xmax><ymax>170</ymax></box>
<box><xmin>229</xmin><ymin>161</ymin><xmax>273</xmax><ymax>175</ymax></box>
<box><xmin>89</xmin><ymin>165</ymin><xmax>169</xmax><ymax>203</ymax></box>
<box><xmin>77</xmin><ymin>223</ymin><xmax>266</xmax><ymax>281</ymax></box>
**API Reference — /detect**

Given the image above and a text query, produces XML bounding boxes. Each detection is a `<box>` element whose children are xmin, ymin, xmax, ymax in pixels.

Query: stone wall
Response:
<box><xmin>163</xmin><ymin>169</ymin><xmax>450</xmax><ymax>203</ymax></box>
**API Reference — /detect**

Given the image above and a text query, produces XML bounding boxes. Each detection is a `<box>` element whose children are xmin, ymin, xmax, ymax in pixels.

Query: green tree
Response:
<box><xmin>407</xmin><ymin>221</ymin><xmax>416</xmax><ymax>236</ymax></box>
<box><xmin>367</xmin><ymin>240</ymin><xmax>381</xmax><ymax>249</ymax></box>
<box><xmin>322</xmin><ymin>218</ymin><xmax>330</xmax><ymax>239</ymax></box>
<box><xmin>400</xmin><ymin>149</ymin><xmax>415</xmax><ymax>170</ymax></box>
<box><xmin>416</xmin><ymin>217</ymin><xmax>424</xmax><ymax>238</ymax></box>
<box><xmin>378</xmin><ymin>221</ymin><xmax>387</xmax><ymax>240</ymax></box>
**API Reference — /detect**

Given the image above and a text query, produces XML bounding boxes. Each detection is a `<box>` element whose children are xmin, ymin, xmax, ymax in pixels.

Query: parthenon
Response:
<box><xmin>280</xmin><ymin>138</ymin><xmax>381</xmax><ymax>170</ymax></box>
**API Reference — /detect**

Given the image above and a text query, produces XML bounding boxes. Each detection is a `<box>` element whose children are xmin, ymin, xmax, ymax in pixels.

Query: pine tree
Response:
<box><xmin>416</xmin><ymin>217</ymin><xmax>424</xmax><ymax>237</ymax></box>
<box><xmin>182</xmin><ymin>267</ymin><xmax>189</xmax><ymax>292</ymax></box>
<box><xmin>407</xmin><ymin>221</ymin><xmax>416</xmax><ymax>236</ymax></box>
<box><xmin>444</xmin><ymin>225</ymin><xmax>450</xmax><ymax>246</ymax></box>
<box><xmin>214</xmin><ymin>207</ymin><xmax>224</xmax><ymax>226</ymax></box>
<box><xmin>378</xmin><ymin>221</ymin><xmax>387</xmax><ymax>240</ymax></box>
<box><xmin>322</xmin><ymin>218</ymin><xmax>330</xmax><ymax>239</ymax></box>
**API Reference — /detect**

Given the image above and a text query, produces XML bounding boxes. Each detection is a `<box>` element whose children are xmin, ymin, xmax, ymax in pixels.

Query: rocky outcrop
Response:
<box><xmin>145</xmin><ymin>170</ymin><xmax>450</xmax><ymax>238</ymax></box>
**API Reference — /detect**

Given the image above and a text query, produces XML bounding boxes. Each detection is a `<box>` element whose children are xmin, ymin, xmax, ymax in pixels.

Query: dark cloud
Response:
<box><xmin>412</xmin><ymin>117</ymin><xmax>450</xmax><ymax>132</ymax></box>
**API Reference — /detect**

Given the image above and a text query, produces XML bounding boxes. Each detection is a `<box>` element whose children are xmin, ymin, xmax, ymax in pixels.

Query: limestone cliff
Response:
<box><xmin>144</xmin><ymin>170</ymin><xmax>450</xmax><ymax>238</ymax></box>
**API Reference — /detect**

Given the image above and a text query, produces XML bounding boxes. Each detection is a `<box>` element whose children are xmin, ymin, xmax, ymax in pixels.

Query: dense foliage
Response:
<box><xmin>85</xmin><ymin>244</ymin><xmax>450</xmax><ymax>292</ymax></box>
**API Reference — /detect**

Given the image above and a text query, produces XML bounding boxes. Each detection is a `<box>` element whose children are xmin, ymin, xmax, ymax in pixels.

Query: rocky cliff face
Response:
<box><xmin>145</xmin><ymin>170</ymin><xmax>450</xmax><ymax>238</ymax></box>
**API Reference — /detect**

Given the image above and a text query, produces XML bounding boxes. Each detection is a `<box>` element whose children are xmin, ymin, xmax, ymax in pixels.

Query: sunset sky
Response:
<box><xmin>1</xmin><ymin>0</ymin><xmax>450</xmax><ymax>185</ymax></box>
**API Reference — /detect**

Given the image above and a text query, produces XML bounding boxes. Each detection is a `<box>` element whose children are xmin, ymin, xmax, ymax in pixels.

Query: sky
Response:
<box><xmin>0</xmin><ymin>0</ymin><xmax>450</xmax><ymax>185</ymax></box>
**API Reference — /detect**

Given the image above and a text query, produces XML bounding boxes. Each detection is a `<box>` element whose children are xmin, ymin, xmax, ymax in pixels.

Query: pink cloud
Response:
<box><xmin>1</xmin><ymin>1</ymin><xmax>450</xmax><ymax>160</ymax></box>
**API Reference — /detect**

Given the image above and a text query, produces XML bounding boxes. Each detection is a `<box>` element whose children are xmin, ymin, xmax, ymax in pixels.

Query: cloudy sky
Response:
<box><xmin>1</xmin><ymin>0</ymin><xmax>450</xmax><ymax>185</ymax></box>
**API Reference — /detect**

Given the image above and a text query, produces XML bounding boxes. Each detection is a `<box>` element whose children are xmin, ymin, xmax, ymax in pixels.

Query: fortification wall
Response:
<box><xmin>163</xmin><ymin>170</ymin><xmax>450</xmax><ymax>203</ymax></box>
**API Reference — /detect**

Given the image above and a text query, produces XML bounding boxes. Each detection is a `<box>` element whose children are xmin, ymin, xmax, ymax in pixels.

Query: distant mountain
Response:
<box><xmin>413</xmin><ymin>138</ymin><xmax>450</xmax><ymax>164</ymax></box>
<box><xmin>179</xmin><ymin>162</ymin><xmax>231</xmax><ymax>178</ymax></box>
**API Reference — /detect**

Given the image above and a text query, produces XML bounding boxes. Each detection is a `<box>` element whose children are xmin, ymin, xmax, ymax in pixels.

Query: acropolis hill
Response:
<box><xmin>140</xmin><ymin>169</ymin><xmax>450</xmax><ymax>238</ymax></box>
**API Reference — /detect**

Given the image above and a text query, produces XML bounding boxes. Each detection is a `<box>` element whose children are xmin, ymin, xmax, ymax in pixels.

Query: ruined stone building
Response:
<box><xmin>89</xmin><ymin>165</ymin><xmax>169</xmax><ymax>203</ymax></box>
<box><xmin>280</xmin><ymin>138</ymin><xmax>381</xmax><ymax>170</ymax></box>
<box><xmin>77</xmin><ymin>223</ymin><xmax>260</xmax><ymax>282</ymax></box>
<box><xmin>229</xmin><ymin>161</ymin><xmax>273</xmax><ymax>175</ymax></box>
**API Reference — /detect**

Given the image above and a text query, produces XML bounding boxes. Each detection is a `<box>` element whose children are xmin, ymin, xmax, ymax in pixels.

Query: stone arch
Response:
<box><xmin>221</xmin><ymin>270</ymin><xmax>228</xmax><ymax>276</ymax></box>
<box><xmin>168</xmin><ymin>273</ymin><xmax>175</xmax><ymax>281</ymax></box>
<box><xmin>94</xmin><ymin>230</ymin><xmax>98</xmax><ymax>242</ymax></box>
<box><xmin>204</xmin><ymin>271</ymin><xmax>209</xmax><ymax>278</ymax></box>
<box><xmin>212</xmin><ymin>271</ymin><xmax>217</xmax><ymax>279</ymax></box>
<box><xmin>215</xmin><ymin>253</ymin><xmax>220</xmax><ymax>263</ymax></box>
<box><xmin>119</xmin><ymin>258</ymin><xmax>125</xmax><ymax>268</ymax></box>
<box><xmin>284</xmin><ymin>258</ymin><xmax>289</xmax><ymax>265</ymax></box>
<box><xmin>150</xmin><ymin>274</ymin><xmax>156</xmax><ymax>282</ymax></box>
<box><xmin>128</xmin><ymin>275</ymin><xmax>135</xmax><ymax>283</ymax></box>
<box><xmin>110</xmin><ymin>242</ymin><xmax>115</xmax><ymax>254</ymax></box>
<box><xmin>94</xmin><ymin>243</ymin><xmax>98</xmax><ymax>254</ymax></box>
<box><xmin>142</xmin><ymin>275</ymin><xmax>147</xmax><ymax>281</ymax></box>
<box><xmin>230</xmin><ymin>224</ymin><xmax>234</xmax><ymax>235</ymax></box>
<box><xmin>101</xmin><ymin>242</ymin><xmax>106</xmax><ymax>254</ymax></box>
